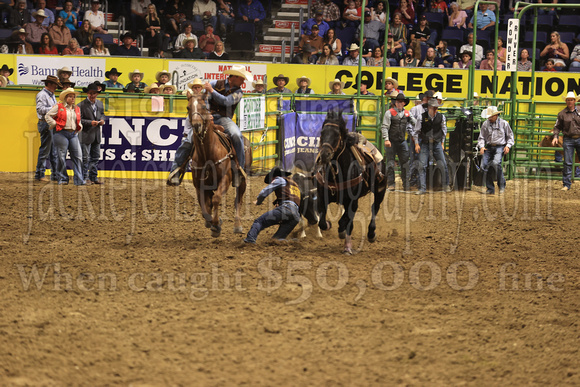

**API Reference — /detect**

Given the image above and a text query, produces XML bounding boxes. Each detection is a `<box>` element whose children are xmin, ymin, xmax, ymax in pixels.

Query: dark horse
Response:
<box><xmin>187</xmin><ymin>93</ymin><xmax>252</xmax><ymax>237</ymax></box>
<box><xmin>314</xmin><ymin>109</ymin><xmax>387</xmax><ymax>254</ymax></box>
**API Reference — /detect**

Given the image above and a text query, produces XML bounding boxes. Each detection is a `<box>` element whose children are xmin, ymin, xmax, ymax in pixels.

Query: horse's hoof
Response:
<box><xmin>343</xmin><ymin>248</ymin><xmax>353</xmax><ymax>255</ymax></box>
<box><xmin>338</xmin><ymin>230</ymin><xmax>346</xmax><ymax>239</ymax></box>
<box><xmin>368</xmin><ymin>235</ymin><xmax>377</xmax><ymax>243</ymax></box>
<box><xmin>210</xmin><ymin>225</ymin><xmax>221</xmax><ymax>237</ymax></box>
<box><xmin>326</xmin><ymin>221</ymin><xmax>332</xmax><ymax>230</ymax></box>
<box><xmin>205</xmin><ymin>220</ymin><xmax>211</xmax><ymax>228</ymax></box>
<box><xmin>233</xmin><ymin>226</ymin><xmax>244</xmax><ymax>234</ymax></box>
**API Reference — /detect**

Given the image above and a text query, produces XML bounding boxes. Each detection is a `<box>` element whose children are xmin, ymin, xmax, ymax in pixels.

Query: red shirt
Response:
<box><xmin>39</xmin><ymin>46</ymin><xmax>59</xmax><ymax>55</ymax></box>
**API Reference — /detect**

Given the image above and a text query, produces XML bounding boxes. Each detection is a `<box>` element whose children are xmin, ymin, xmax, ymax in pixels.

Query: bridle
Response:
<box><xmin>189</xmin><ymin>98</ymin><xmax>210</xmax><ymax>143</ymax></box>
<box><xmin>318</xmin><ymin>122</ymin><xmax>344</xmax><ymax>160</ymax></box>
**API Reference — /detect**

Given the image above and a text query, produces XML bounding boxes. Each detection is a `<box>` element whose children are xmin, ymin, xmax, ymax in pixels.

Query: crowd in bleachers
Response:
<box><xmin>294</xmin><ymin>0</ymin><xmax>580</xmax><ymax>72</ymax></box>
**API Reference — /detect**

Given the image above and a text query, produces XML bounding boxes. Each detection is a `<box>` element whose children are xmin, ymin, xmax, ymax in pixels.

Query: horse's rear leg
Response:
<box><xmin>339</xmin><ymin>200</ymin><xmax>358</xmax><ymax>254</ymax></box>
<box><xmin>210</xmin><ymin>176</ymin><xmax>231</xmax><ymax>237</ymax></box>
<box><xmin>233</xmin><ymin>177</ymin><xmax>246</xmax><ymax>234</ymax></box>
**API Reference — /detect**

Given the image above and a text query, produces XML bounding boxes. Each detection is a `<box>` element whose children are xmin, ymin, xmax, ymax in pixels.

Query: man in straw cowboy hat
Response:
<box><xmin>477</xmin><ymin>106</ymin><xmax>514</xmax><ymax>194</ymax></box>
<box><xmin>268</xmin><ymin>74</ymin><xmax>292</xmax><ymax>94</ymax></box>
<box><xmin>167</xmin><ymin>78</ymin><xmax>205</xmax><ymax>186</ymax></box>
<box><xmin>155</xmin><ymin>70</ymin><xmax>171</xmax><ymax>86</ymax></box>
<box><xmin>382</xmin><ymin>93</ymin><xmax>416</xmax><ymax>191</ymax></box>
<box><xmin>25</xmin><ymin>8</ymin><xmax>48</xmax><ymax>45</ymax></box>
<box><xmin>103</xmin><ymin>67</ymin><xmax>123</xmax><ymax>89</ymax></box>
<box><xmin>328</xmin><ymin>78</ymin><xmax>345</xmax><ymax>95</ymax></box>
<box><xmin>124</xmin><ymin>69</ymin><xmax>147</xmax><ymax>93</ymax></box>
<box><xmin>45</xmin><ymin>87</ymin><xmax>85</xmax><ymax>185</ymax></box>
<box><xmin>31</xmin><ymin>0</ymin><xmax>55</xmax><ymax>27</ymax></box>
<box><xmin>552</xmin><ymin>91</ymin><xmax>580</xmax><ymax>191</ymax></box>
<box><xmin>0</xmin><ymin>64</ymin><xmax>14</xmax><ymax>85</ymax></box>
<box><xmin>343</xmin><ymin>43</ymin><xmax>366</xmax><ymax>66</ymax></box>
<box><xmin>412</xmin><ymin>98</ymin><xmax>451</xmax><ymax>194</ymax></box>
<box><xmin>179</xmin><ymin>36</ymin><xmax>205</xmax><ymax>59</ymax></box>
<box><xmin>207</xmin><ymin>65</ymin><xmax>252</xmax><ymax>186</ymax></box>
<box><xmin>384</xmin><ymin>77</ymin><xmax>400</xmax><ymax>96</ymax></box>
<box><xmin>34</xmin><ymin>75</ymin><xmax>62</xmax><ymax>183</ymax></box>
<box><xmin>144</xmin><ymin>83</ymin><xmax>161</xmax><ymax>94</ymax></box>
<box><xmin>78</xmin><ymin>82</ymin><xmax>106</xmax><ymax>185</ymax></box>
<box><xmin>295</xmin><ymin>76</ymin><xmax>315</xmax><ymax>94</ymax></box>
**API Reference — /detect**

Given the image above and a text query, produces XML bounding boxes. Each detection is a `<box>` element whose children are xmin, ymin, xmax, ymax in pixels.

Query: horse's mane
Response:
<box><xmin>324</xmin><ymin>108</ymin><xmax>349</xmax><ymax>139</ymax></box>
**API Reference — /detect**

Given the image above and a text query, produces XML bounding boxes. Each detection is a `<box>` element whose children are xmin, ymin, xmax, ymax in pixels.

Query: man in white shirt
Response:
<box><xmin>84</xmin><ymin>0</ymin><xmax>107</xmax><ymax>34</ymax></box>
<box><xmin>459</xmin><ymin>33</ymin><xmax>484</xmax><ymax>67</ymax></box>
<box><xmin>193</xmin><ymin>0</ymin><xmax>217</xmax><ymax>28</ymax></box>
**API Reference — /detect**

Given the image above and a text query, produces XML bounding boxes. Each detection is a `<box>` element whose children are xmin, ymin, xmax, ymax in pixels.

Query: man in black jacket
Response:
<box><xmin>78</xmin><ymin>82</ymin><xmax>106</xmax><ymax>184</ymax></box>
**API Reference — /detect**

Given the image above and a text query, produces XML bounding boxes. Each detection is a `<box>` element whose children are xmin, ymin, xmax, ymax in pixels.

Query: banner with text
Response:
<box><xmin>239</xmin><ymin>95</ymin><xmax>266</xmax><ymax>131</ymax></box>
<box><xmin>16</xmin><ymin>56</ymin><xmax>106</xmax><ymax>87</ymax></box>
<box><xmin>168</xmin><ymin>62</ymin><xmax>267</xmax><ymax>92</ymax></box>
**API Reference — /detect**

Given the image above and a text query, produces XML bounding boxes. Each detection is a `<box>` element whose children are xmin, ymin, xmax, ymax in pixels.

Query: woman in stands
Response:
<box><xmin>496</xmin><ymin>36</ymin><xmax>507</xmax><ymax>65</ymax></box>
<box><xmin>540</xmin><ymin>31</ymin><xmax>569</xmax><ymax>68</ymax></box>
<box><xmin>389</xmin><ymin>12</ymin><xmax>407</xmax><ymax>50</ymax></box>
<box><xmin>49</xmin><ymin>16</ymin><xmax>72</xmax><ymax>51</ymax></box>
<box><xmin>75</xmin><ymin>21</ymin><xmax>93</xmax><ymax>54</ymax></box>
<box><xmin>163</xmin><ymin>0</ymin><xmax>187</xmax><ymax>36</ymax></box>
<box><xmin>371</xmin><ymin>1</ymin><xmax>387</xmax><ymax>24</ymax></box>
<box><xmin>59</xmin><ymin>1</ymin><xmax>78</xmax><ymax>32</ymax></box>
<box><xmin>367</xmin><ymin>46</ymin><xmax>389</xmax><ymax>67</ymax></box>
<box><xmin>395</xmin><ymin>0</ymin><xmax>415</xmax><ymax>25</ymax></box>
<box><xmin>62</xmin><ymin>37</ymin><xmax>84</xmax><ymax>55</ymax></box>
<box><xmin>209</xmin><ymin>41</ymin><xmax>229</xmax><ymax>60</ymax></box>
<box><xmin>144</xmin><ymin>4</ymin><xmax>170</xmax><ymax>58</ymax></box>
<box><xmin>436</xmin><ymin>40</ymin><xmax>454</xmax><ymax>67</ymax></box>
<box><xmin>38</xmin><ymin>33</ymin><xmax>58</xmax><ymax>55</ymax></box>
<box><xmin>324</xmin><ymin>28</ymin><xmax>342</xmax><ymax>60</ymax></box>
<box><xmin>317</xmin><ymin>44</ymin><xmax>339</xmax><ymax>65</ymax></box>
<box><xmin>199</xmin><ymin>25</ymin><xmax>221</xmax><ymax>55</ymax></box>
<box><xmin>90</xmin><ymin>36</ymin><xmax>110</xmax><ymax>56</ymax></box>
<box><xmin>400</xmin><ymin>47</ymin><xmax>418</xmax><ymax>67</ymax></box>
<box><xmin>448</xmin><ymin>2</ymin><xmax>467</xmax><ymax>29</ymax></box>
<box><xmin>518</xmin><ymin>49</ymin><xmax>532</xmax><ymax>71</ymax></box>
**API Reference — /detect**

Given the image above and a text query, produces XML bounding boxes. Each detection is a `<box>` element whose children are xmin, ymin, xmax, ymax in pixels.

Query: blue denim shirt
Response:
<box><xmin>36</xmin><ymin>88</ymin><xmax>56</xmax><ymax>119</ymax></box>
<box><xmin>477</xmin><ymin>117</ymin><xmax>515</xmax><ymax>150</ymax></box>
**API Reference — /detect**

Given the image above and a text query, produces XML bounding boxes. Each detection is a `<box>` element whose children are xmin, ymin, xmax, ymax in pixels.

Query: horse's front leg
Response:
<box><xmin>233</xmin><ymin>172</ymin><xmax>246</xmax><ymax>234</ymax></box>
<box><xmin>340</xmin><ymin>199</ymin><xmax>358</xmax><ymax>254</ymax></box>
<box><xmin>210</xmin><ymin>167</ymin><xmax>230</xmax><ymax>237</ymax></box>
<box><xmin>317</xmin><ymin>189</ymin><xmax>331</xmax><ymax>231</ymax></box>
<box><xmin>194</xmin><ymin>179</ymin><xmax>213</xmax><ymax>228</ymax></box>
<box><xmin>368</xmin><ymin>178</ymin><xmax>387</xmax><ymax>243</ymax></box>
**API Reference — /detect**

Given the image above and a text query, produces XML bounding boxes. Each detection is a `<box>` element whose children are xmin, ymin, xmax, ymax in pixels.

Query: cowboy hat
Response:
<box><xmin>224</xmin><ymin>65</ymin><xmax>253</xmax><ymax>83</ymax></box>
<box><xmin>424</xmin><ymin>90</ymin><xmax>435</xmax><ymax>98</ymax></box>
<box><xmin>427</xmin><ymin>98</ymin><xmax>442</xmax><ymax>108</ymax></box>
<box><xmin>32</xmin><ymin>9</ymin><xmax>47</xmax><ymax>18</ymax></box>
<box><xmin>348</xmin><ymin>43</ymin><xmax>359</xmax><ymax>51</ymax></box>
<box><xmin>416</xmin><ymin>93</ymin><xmax>424</xmax><ymax>101</ymax></box>
<box><xmin>0</xmin><ymin>64</ymin><xmax>13</xmax><ymax>76</ymax></box>
<box><xmin>41</xmin><ymin>75</ymin><xmax>62</xmax><ymax>88</ymax></box>
<box><xmin>391</xmin><ymin>93</ymin><xmax>410</xmax><ymax>106</ymax></box>
<box><xmin>155</xmin><ymin>70</ymin><xmax>171</xmax><ymax>82</ymax></box>
<box><xmin>58</xmin><ymin>87</ymin><xmax>80</xmax><ymax>102</ymax></box>
<box><xmin>161</xmin><ymin>83</ymin><xmax>177</xmax><ymax>93</ymax></box>
<box><xmin>473</xmin><ymin>92</ymin><xmax>479</xmax><ymax>98</ymax></box>
<box><xmin>93</xmin><ymin>80</ymin><xmax>106</xmax><ymax>92</ymax></box>
<box><xmin>105</xmin><ymin>67</ymin><xmax>122</xmax><ymax>78</ymax></box>
<box><xmin>264</xmin><ymin>166</ymin><xmax>292</xmax><ymax>184</ymax></box>
<box><xmin>329</xmin><ymin>78</ymin><xmax>345</xmax><ymax>90</ymax></box>
<box><xmin>82</xmin><ymin>82</ymin><xmax>101</xmax><ymax>93</ymax></box>
<box><xmin>188</xmin><ymin>78</ymin><xmax>204</xmax><ymax>89</ymax></box>
<box><xmin>563</xmin><ymin>91</ymin><xmax>579</xmax><ymax>101</ymax></box>
<box><xmin>252</xmin><ymin>79</ymin><xmax>264</xmax><ymax>88</ymax></box>
<box><xmin>182</xmin><ymin>36</ymin><xmax>197</xmax><ymax>45</ymax></box>
<box><xmin>60</xmin><ymin>80</ymin><xmax>76</xmax><ymax>89</ymax></box>
<box><xmin>433</xmin><ymin>91</ymin><xmax>447</xmax><ymax>101</ymax></box>
<box><xmin>481</xmin><ymin>106</ymin><xmax>502</xmax><ymax>119</ymax></box>
<box><xmin>144</xmin><ymin>83</ymin><xmax>160</xmax><ymax>93</ymax></box>
<box><xmin>461</xmin><ymin>50</ymin><xmax>472</xmax><ymax>58</ymax></box>
<box><xmin>273</xmin><ymin>73</ymin><xmax>289</xmax><ymax>85</ymax></box>
<box><xmin>128</xmin><ymin>69</ymin><xmax>144</xmax><ymax>79</ymax></box>
<box><xmin>384</xmin><ymin>77</ymin><xmax>398</xmax><ymax>89</ymax></box>
<box><xmin>0</xmin><ymin>75</ymin><xmax>7</xmax><ymax>88</ymax></box>
<box><xmin>57</xmin><ymin>66</ymin><xmax>72</xmax><ymax>78</ymax></box>
<box><xmin>121</xmin><ymin>32</ymin><xmax>135</xmax><ymax>41</ymax></box>
<box><xmin>296</xmin><ymin>76</ymin><xmax>311</xmax><ymax>87</ymax></box>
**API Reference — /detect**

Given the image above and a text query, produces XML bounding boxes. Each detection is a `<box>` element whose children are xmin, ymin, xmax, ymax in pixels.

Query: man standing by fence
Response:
<box><xmin>552</xmin><ymin>91</ymin><xmax>580</xmax><ymax>191</ymax></box>
<box><xmin>34</xmin><ymin>75</ymin><xmax>61</xmax><ymax>182</ymax></box>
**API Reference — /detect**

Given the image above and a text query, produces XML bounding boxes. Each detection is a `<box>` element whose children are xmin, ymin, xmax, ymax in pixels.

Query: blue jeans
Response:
<box><xmin>481</xmin><ymin>145</ymin><xmax>506</xmax><ymax>193</ymax></box>
<box><xmin>171</xmin><ymin>134</ymin><xmax>193</xmax><ymax>172</ymax></box>
<box><xmin>35</xmin><ymin>120</ymin><xmax>58</xmax><ymax>180</ymax></box>
<box><xmin>562</xmin><ymin>136</ymin><xmax>580</xmax><ymax>188</ymax></box>
<box><xmin>385</xmin><ymin>139</ymin><xmax>410</xmax><ymax>189</ymax></box>
<box><xmin>570</xmin><ymin>61</ymin><xmax>580</xmax><ymax>70</ymax></box>
<box><xmin>81</xmin><ymin>141</ymin><xmax>101</xmax><ymax>182</ymax></box>
<box><xmin>214</xmin><ymin>116</ymin><xmax>245</xmax><ymax>169</ymax></box>
<box><xmin>193</xmin><ymin>15</ymin><xmax>217</xmax><ymax>28</ymax></box>
<box><xmin>418</xmin><ymin>140</ymin><xmax>449</xmax><ymax>192</ymax></box>
<box><xmin>245</xmin><ymin>202</ymin><xmax>300</xmax><ymax>243</ymax></box>
<box><xmin>408</xmin><ymin>137</ymin><xmax>419</xmax><ymax>187</ymax></box>
<box><xmin>53</xmin><ymin>130</ymin><xmax>85</xmax><ymax>185</ymax></box>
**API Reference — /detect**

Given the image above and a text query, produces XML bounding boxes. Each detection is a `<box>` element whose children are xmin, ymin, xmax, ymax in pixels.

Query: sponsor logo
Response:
<box><xmin>260</xmin><ymin>45</ymin><xmax>276</xmax><ymax>53</ymax></box>
<box><xmin>274</xmin><ymin>20</ymin><xmax>299</xmax><ymax>29</ymax></box>
<box><xmin>18</xmin><ymin>63</ymin><xmax>29</xmax><ymax>76</ymax></box>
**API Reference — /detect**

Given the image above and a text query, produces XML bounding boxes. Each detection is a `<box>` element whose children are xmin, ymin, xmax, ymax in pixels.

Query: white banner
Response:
<box><xmin>239</xmin><ymin>96</ymin><xmax>266</xmax><ymax>131</ymax></box>
<box><xmin>505</xmin><ymin>19</ymin><xmax>520</xmax><ymax>72</ymax></box>
<box><xmin>168</xmin><ymin>62</ymin><xmax>267</xmax><ymax>93</ymax></box>
<box><xmin>16</xmin><ymin>56</ymin><xmax>106</xmax><ymax>87</ymax></box>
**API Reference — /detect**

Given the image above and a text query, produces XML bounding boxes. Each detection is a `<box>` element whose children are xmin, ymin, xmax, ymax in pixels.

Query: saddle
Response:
<box><xmin>347</xmin><ymin>132</ymin><xmax>384</xmax><ymax>167</ymax></box>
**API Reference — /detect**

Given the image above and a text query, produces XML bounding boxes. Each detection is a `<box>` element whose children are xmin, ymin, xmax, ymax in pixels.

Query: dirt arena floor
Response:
<box><xmin>0</xmin><ymin>172</ymin><xmax>579</xmax><ymax>386</ymax></box>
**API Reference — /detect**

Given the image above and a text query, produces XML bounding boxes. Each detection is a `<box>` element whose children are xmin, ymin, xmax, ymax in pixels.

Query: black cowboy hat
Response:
<box><xmin>105</xmin><ymin>68</ymin><xmax>122</xmax><ymax>78</ymax></box>
<box><xmin>273</xmin><ymin>74</ymin><xmax>289</xmax><ymax>85</ymax></box>
<box><xmin>60</xmin><ymin>80</ymin><xmax>76</xmax><ymax>89</ymax></box>
<box><xmin>82</xmin><ymin>82</ymin><xmax>101</xmax><ymax>93</ymax></box>
<box><xmin>264</xmin><ymin>166</ymin><xmax>292</xmax><ymax>184</ymax></box>
<box><xmin>391</xmin><ymin>92</ymin><xmax>410</xmax><ymax>106</ymax></box>
<box><xmin>0</xmin><ymin>64</ymin><xmax>14</xmax><ymax>76</ymax></box>
<box><xmin>121</xmin><ymin>32</ymin><xmax>135</xmax><ymax>41</ymax></box>
<box><xmin>92</xmin><ymin>80</ymin><xmax>106</xmax><ymax>91</ymax></box>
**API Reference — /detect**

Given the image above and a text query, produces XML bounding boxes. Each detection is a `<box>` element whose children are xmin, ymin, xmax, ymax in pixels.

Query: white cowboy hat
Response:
<box><xmin>144</xmin><ymin>83</ymin><xmax>160</xmax><ymax>93</ymax></box>
<box><xmin>161</xmin><ymin>83</ymin><xmax>177</xmax><ymax>93</ymax></box>
<box><xmin>58</xmin><ymin>87</ymin><xmax>80</xmax><ymax>102</ymax></box>
<box><xmin>481</xmin><ymin>106</ymin><xmax>502</xmax><ymax>119</ymax></box>
<box><xmin>155</xmin><ymin>70</ymin><xmax>171</xmax><ymax>82</ymax></box>
<box><xmin>433</xmin><ymin>91</ymin><xmax>447</xmax><ymax>101</ymax></box>
<box><xmin>473</xmin><ymin>92</ymin><xmax>479</xmax><ymax>98</ymax></box>
<box><xmin>296</xmin><ymin>76</ymin><xmax>311</xmax><ymax>87</ymax></box>
<box><xmin>329</xmin><ymin>78</ymin><xmax>345</xmax><ymax>90</ymax></box>
<box><xmin>563</xmin><ymin>91</ymin><xmax>579</xmax><ymax>101</ymax></box>
<box><xmin>427</xmin><ymin>98</ymin><xmax>442</xmax><ymax>108</ymax></box>
<box><xmin>32</xmin><ymin>9</ymin><xmax>47</xmax><ymax>18</ymax></box>
<box><xmin>384</xmin><ymin>77</ymin><xmax>398</xmax><ymax>89</ymax></box>
<box><xmin>252</xmin><ymin>79</ymin><xmax>264</xmax><ymax>88</ymax></box>
<box><xmin>348</xmin><ymin>43</ymin><xmax>359</xmax><ymax>51</ymax></box>
<box><xmin>57</xmin><ymin>66</ymin><xmax>72</xmax><ymax>78</ymax></box>
<box><xmin>224</xmin><ymin>65</ymin><xmax>253</xmax><ymax>83</ymax></box>
<box><xmin>0</xmin><ymin>75</ymin><xmax>7</xmax><ymax>88</ymax></box>
<box><xmin>187</xmin><ymin>78</ymin><xmax>204</xmax><ymax>89</ymax></box>
<box><xmin>128</xmin><ymin>69</ymin><xmax>144</xmax><ymax>79</ymax></box>
<box><xmin>182</xmin><ymin>36</ymin><xmax>197</xmax><ymax>45</ymax></box>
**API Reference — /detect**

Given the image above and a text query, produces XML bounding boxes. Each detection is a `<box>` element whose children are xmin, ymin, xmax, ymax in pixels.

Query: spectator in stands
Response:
<box><xmin>458</xmin><ymin>0</ymin><xmax>476</xmax><ymax>13</ymax></box>
<box><xmin>180</xmin><ymin>36</ymin><xmax>205</xmax><ymax>58</ymax></box>
<box><xmin>496</xmin><ymin>36</ymin><xmax>507</xmax><ymax>64</ymax></box>
<box><xmin>215</xmin><ymin>0</ymin><xmax>235</xmax><ymax>35</ymax></box>
<box><xmin>295</xmin><ymin>76</ymin><xmax>315</xmax><ymax>94</ymax></box>
<box><xmin>124</xmin><ymin>69</ymin><xmax>147</xmax><ymax>93</ymax></box>
<box><xmin>154</xmin><ymin>70</ymin><xmax>170</xmax><ymax>86</ymax></box>
<box><xmin>460</xmin><ymin>32</ymin><xmax>483</xmax><ymax>66</ymax></box>
<box><xmin>356</xmin><ymin>11</ymin><xmax>384</xmax><ymax>51</ymax></box>
<box><xmin>0</xmin><ymin>65</ymin><xmax>14</xmax><ymax>85</ymax></box>
<box><xmin>324</xmin><ymin>28</ymin><xmax>342</xmax><ymax>60</ymax></box>
<box><xmin>303</xmin><ymin>9</ymin><xmax>329</xmax><ymax>38</ymax></box>
<box><xmin>49</xmin><ymin>16</ymin><xmax>72</xmax><ymax>49</ymax></box>
<box><xmin>57</xmin><ymin>66</ymin><xmax>72</xmax><ymax>87</ymax></box>
<box><xmin>421</xmin><ymin>47</ymin><xmax>444</xmax><ymax>67</ymax></box>
<box><xmin>436</xmin><ymin>40</ymin><xmax>454</xmax><ymax>67</ymax></box>
<box><xmin>544</xmin><ymin>58</ymin><xmax>557</xmax><ymax>71</ymax></box>
<box><xmin>131</xmin><ymin>0</ymin><xmax>151</xmax><ymax>33</ymax></box>
<box><xmin>479</xmin><ymin>49</ymin><xmax>501</xmax><ymax>70</ymax></box>
<box><xmin>9</xmin><ymin>0</ymin><xmax>31</xmax><ymax>28</ymax></box>
<box><xmin>144</xmin><ymin>4</ymin><xmax>170</xmax><ymax>57</ymax></box>
<box><xmin>400</xmin><ymin>46</ymin><xmax>419</xmax><ymax>67</ymax></box>
<box><xmin>103</xmin><ymin>67</ymin><xmax>123</xmax><ymax>89</ymax></box>
<box><xmin>358</xmin><ymin>80</ymin><xmax>374</xmax><ymax>95</ymax></box>
<box><xmin>454</xmin><ymin>50</ymin><xmax>473</xmax><ymax>68</ymax></box>
<box><xmin>291</xmin><ymin>43</ymin><xmax>316</xmax><ymax>64</ymax></box>
<box><xmin>75</xmin><ymin>21</ymin><xmax>94</xmax><ymax>53</ymax></box>
<box><xmin>115</xmin><ymin>32</ymin><xmax>141</xmax><ymax>56</ymax></box>
<box><xmin>163</xmin><ymin>0</ymin><xmax>187</xmax><ymax>36</ymax></box>
<box><xmin>199</xmin><ymin>24</ymin><xmax>221</xmax><ymax>54</ymax></box>
<box><xmin>313</xmin><ymin>0</ymin><xmax>341</xmax><ymax>28</ymax></box>
<box><xmin>192</xmin><ymin>0</ymin><xmax>217</xmax><ymax>28</ymax></box>
<box><xmin>468</xmin><ymin>3</ymin><xmax>495</xmax><ymax>30</ymax></box>
<box><xmin>316</xmin><ymin>43</ymin><xmax>339</xmax><ymax>65</ymax></box>
<box><xmin>517</xmin><ymin>49</ymin><xmax>532</xmax><ymax>71</ymax></box>
<box><xmin>328</xmin><ymin>79</ymin><xmax>345</xmax><ymax>95</ymax></box>
<box><xmin>239</xmin><ymin>0</ymin><xmax>266</xmax><ymax>43</ymax></box>
<box><xmin>90</xmin><ymin>36</ymin><xmax>110</xmax><ymax>55</ymax></box>
<box><xmin>395</xmin><ymin>0</ymin><xmax>415</xmax><ymax>25</ymax></box>
<box><xmin>342</xmin><ymin>1</ymin><xmax>360</xmax><ymax>27</ymax></box>
<box><xmin>144</xmin><ymin>83</ymin><xmax>160</xmax><ymax>94</ymax></box>
<box><xmin>367</xmin><ymin>46</ymin><xmax>387</xmax><ymax>67</ymax></box>
<box><xmin>343</xmin><ymin>43</ymin><xmax>365</xmax><ymax>66</ymax></box>
<box><xmin>162</xmin><ymin>83</ymin><xmax>177</xmax><ymax>94</ymax></box>
<box><xmin>26</xmin><ymin>9</ymin><xmax>48</xmax><ymax>46</ymax></box>
<box><xmin>410</xmin><ymin>15</ymin><xmax>430</xmax><ymax>52</ymax></box>
<box><xmin>31</xmin><ymin>0</ymin><xmax>55</xmax><ymax>27</ymax></box>
<box><xmin>370</xmin><ymin>1</ymin><xmax>387</xmax><ymax>24</ymax></box>
<box><xmin>389</xmin><ymin>12</ymin><xmax>407</xmax><ymax>50</ymax></box>
<box><xmin>252</xmin><ymin>79</ymin><xmax>265</xmax><ymax>94</ymax></box>
<box><xmin>268</xmin><ymin>74</ymin><xmax>292</xmax><ymax>94</ymax></box>
<box><xmin>62</xmin><ymin>37</ymin><xmax>83</xmax><ymax>55</ymax></box>
<box><xmin>208</xmin><ymin>40</ymin><xmax>229</xmax><ymax>60</ymax></box>
<box><xmin>38</xmin><ymin>32</ymin><xmax>58</xmax><ymax>54</ymax></box>
<box><xmin>299</xmin><ymin>24</ymin><xmax>323</xmax><ymax>59</ymax></box>
<box><xmin>448</xmin><ymin>2</ymin><xmax>467</xmax><ymax>29</ymax></box>
<box><xmin>428</xmin><ymin>0</ymin><xmax>448</xmax><ymax>14</ymax></box>
<box><xmin>10</xmin><ymin>28</ymin><xmax>34</xmax><ymax>54</ymax></box>
<box><xmin>59</xmin><ymin>1</ymin><xmax>78</xmax><ymax>32</ymax></box>
<box><xmin>174</xmin><ymin>22</ymin><xmax>198</xmax><ymax>53</ymax></box>
<box><xmin>384</xmin><ymin>33</ymin><xmax>403</xmax><ymax>66</ymax></box>
<box><xmin>84</xmin><ymin>0</ymin><xmax>107</xmax><ymax>34</ymax></box>
<box><xmin>570</xmin><ymin>43</ymin><xmax>580</xmax><ymax>71</ymax></box>
<box><xmin>540</xmin><ymin>31</ymin><xmax>569</xmax><ymax>68</ymax></box>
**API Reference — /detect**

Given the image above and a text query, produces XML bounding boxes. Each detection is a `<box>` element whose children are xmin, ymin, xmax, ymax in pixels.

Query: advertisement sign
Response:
<box><xmin>505</xmin><ymin>19</ymin><xmax>520</xmax><ymax>72</ymax></box>
<box><xmin>239</xmin><ymin>96</ymin><xmax>266</xmax><ymax>131</ymax></box>
<box><xmin>16</xmin><ymin>56</ymin><xmax>106</xmax><ymax>87</ymax></box>
<box><xmin>168</xmin><ymin>62</ymin><xmax>267</xmax><ymax>93</ymax></box>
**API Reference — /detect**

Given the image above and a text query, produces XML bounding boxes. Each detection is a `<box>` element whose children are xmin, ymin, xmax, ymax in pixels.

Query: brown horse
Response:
<box><xmin>187</xmin><ymin>93</ymin><xmax>251</xmax><ymax>237</ymax></box>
